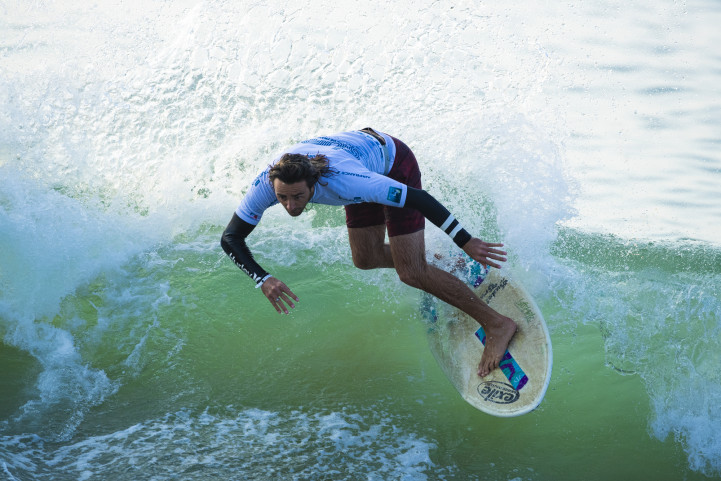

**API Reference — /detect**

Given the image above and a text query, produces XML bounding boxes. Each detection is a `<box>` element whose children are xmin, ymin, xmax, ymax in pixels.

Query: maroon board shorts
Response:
<box><xmin>344</xmin><ymin>136</ymin><xmax>425</xmax><ymax>237</ymax></box>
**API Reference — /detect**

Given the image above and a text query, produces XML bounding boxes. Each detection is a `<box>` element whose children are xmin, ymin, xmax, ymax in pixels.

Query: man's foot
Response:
<box><xmin>478</xmin><ymin>316</ymin><xmax>518</xmax><ymax>377</ymax></box>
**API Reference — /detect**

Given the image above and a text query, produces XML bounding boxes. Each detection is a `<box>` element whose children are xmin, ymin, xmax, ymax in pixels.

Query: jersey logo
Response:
<box><xmin>387</xmin><ymin>186</ymin><xmax>402</xmax><ymax>203</ymax></box>
<box><xmin>301</xmin><ymin>137</ymin><xmax>363</xmax><ymax>160</ymax></box>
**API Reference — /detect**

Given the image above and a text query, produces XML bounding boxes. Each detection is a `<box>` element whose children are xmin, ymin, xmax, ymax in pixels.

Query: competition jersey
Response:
<box><xmin>235</xmin><ymin>130</ymin><xmax>405</xmax><ymax>225</ymax></box>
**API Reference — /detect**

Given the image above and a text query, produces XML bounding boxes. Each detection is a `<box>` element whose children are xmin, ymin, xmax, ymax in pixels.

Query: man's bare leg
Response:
<box><xmin>388</xmin><ymin>230</ymin><xmax>517</xmax><ymax>377</ymax></box>
<box><xmin>347</xmin><ymin>225</ymin><xmax>395</xmax><ymax>269</ymax></box>
<box><xmin>347</xmin><ymin>226</ymin><xmax>516</xmax><ymax>376</ymax></box>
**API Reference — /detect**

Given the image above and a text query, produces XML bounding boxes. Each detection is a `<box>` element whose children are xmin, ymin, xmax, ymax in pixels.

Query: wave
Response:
<box><xmin>549</xmin><ymin>228</ymin><xmax>721</xmax><ymax>475</ymax></box>
<box><xmin>2</xmin><ymin>0</ymin><xmax>720</xmax><ymax>477</ymax></box>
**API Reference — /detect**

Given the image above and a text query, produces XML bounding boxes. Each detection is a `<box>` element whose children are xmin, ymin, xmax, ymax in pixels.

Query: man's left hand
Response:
<box><xmin>462</xmin><ymin>238</ymin><xmax>507</xmax><ymax>269</ymax></box>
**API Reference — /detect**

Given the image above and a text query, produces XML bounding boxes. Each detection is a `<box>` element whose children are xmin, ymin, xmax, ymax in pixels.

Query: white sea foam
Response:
<box><xmin>2</xmin><ymin>407</ymin><xmax>450</xmax><ymax>481</ymax></box>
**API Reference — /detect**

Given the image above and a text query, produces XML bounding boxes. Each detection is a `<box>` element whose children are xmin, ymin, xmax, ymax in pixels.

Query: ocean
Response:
<box><xmin>1</xmin><ymin>0</ymin><xmax>720</xmax><ymax>479</ymax></box>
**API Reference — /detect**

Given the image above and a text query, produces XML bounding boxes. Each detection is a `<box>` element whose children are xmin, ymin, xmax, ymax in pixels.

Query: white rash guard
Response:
<box><xmin>235</xmin><ymin>130</ymin><xmax>403</xmax><ymax>225</ymax></box>
<box><xmin>221</xmin><ymin>129</ymin><xmax>473</xmax><ymax>286</ymax></box>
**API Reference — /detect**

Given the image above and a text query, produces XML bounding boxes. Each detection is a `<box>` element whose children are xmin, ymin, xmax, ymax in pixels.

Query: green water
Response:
<box><xmin>2</xmin><ymin>225</ymin><xmax>715</xmax><ymax>480</ymax></box>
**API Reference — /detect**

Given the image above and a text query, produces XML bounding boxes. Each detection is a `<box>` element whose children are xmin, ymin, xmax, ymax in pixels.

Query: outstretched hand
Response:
<box><xmin>462</xmin><ymin>238</ymin><xmax>507</xmax><ymax>269</ymax></box>
<box><xmin>260</xmin><ymin>277</ymin><xmax>299</xmax><ymax>314</ymax></box>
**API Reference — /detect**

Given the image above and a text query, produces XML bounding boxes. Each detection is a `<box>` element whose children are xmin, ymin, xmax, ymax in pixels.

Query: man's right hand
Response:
<box><xmin>261</xmin><ymin>277</ymin><xmax>299</xmax><ymax>314</ymax></box>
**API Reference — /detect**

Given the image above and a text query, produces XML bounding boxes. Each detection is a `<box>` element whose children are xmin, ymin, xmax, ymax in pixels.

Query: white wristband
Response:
<box><xmin>255</xmin><ymin>274</ymin><xmax>273</xmax><ymax>288</ymax></box>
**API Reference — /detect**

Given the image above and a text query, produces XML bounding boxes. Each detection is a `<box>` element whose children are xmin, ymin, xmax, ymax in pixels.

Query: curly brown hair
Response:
<box><xmin>268</xmin><ymin>153</ymin><xmax>337</xmax><ymax>188</ymax></box>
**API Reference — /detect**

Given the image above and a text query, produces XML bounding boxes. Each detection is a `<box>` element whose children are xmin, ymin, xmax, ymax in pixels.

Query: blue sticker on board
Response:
<box><xmin>475</xmin><ymin>327</ymin><xmax>528</xmax><ymax>391</ymax></box>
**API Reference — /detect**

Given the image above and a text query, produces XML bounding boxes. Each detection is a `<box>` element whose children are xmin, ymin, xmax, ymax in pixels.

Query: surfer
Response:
<box><xmin>221</xmin><ymin>128</ymin><xmax>517</xmax><ymax>377</ymax></box>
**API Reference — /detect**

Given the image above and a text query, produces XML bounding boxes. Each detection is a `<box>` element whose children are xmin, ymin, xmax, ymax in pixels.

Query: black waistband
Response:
<box><xmin>359</xmin><ymin>127</ymin><xmax>386</xmax><ymax>145</ymax></box>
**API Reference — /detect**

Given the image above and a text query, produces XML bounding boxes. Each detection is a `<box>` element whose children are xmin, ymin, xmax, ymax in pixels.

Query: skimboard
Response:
<box><xmin>421</xmin><ymin>257</ymin><xmax>552</xmax><ymax>417</ymax></box>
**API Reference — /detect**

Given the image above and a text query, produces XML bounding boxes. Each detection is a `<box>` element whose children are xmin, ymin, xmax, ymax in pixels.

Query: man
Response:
<box><xmin>221</xmin><ymin>128</ymin><xmax>516</xmax><ymax>377</ymax></box>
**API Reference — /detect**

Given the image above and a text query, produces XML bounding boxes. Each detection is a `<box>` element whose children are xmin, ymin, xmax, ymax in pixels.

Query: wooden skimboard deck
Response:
<box><xmin>421</xmin><ymin>262</ymin><xmax>552</xmax><ymax>417</ymax></box>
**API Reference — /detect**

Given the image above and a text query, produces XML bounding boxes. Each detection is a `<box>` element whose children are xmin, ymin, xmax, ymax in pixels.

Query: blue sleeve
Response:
<box><xmin>235</xmin><ymin>170</ymin><xmax>278</xmax><ymax>225</ymax></box>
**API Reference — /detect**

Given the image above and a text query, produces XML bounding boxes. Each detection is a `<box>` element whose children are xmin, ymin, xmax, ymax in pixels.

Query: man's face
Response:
<box><xmin>273</xmin><ymin>179</ymin><xmax>313</xmax><ymax>217</ymax></box>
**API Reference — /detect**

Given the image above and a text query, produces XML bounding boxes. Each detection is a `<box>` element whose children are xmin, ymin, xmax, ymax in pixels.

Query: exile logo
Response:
<box><xmin>477</xmin><ymin>381</ymin><xmax>520</xmax><ymax>404</ymax></box>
